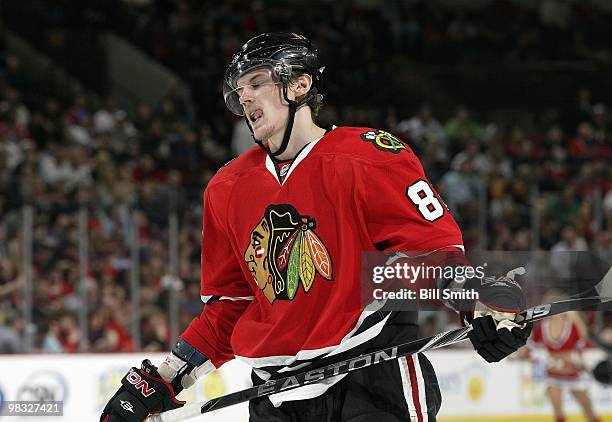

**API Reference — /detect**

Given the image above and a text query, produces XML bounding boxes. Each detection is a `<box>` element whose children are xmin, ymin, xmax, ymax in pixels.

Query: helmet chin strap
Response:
<box><xmin>250</xmin><ymin>83</ymin><xmax>318</xmax><ymax>161</ymax></box>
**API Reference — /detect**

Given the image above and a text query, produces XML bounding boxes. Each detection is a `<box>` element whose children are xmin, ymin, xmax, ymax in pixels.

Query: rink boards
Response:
<box><xmin>0</xmin><ymin>349</ymin><xmax>610</xmax><ymax>421</ymax></box>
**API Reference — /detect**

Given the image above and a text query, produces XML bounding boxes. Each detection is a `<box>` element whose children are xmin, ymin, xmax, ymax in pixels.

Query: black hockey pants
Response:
<box><xmin>249</xmin><ymin>353</ymin><xmax>441</xmax><ymax>422</ymax></box>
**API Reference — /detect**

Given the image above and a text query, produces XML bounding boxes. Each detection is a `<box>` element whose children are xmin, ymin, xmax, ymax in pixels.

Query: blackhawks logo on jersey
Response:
<box><xmin>360</xmin><ymin>130</ymin><xmax>409</xmax><ymax>154</ymax></box>
<box><xmin>244</xmin><ymin>204</ymin><xmax>333</xmax><ymax>304</ymax></box>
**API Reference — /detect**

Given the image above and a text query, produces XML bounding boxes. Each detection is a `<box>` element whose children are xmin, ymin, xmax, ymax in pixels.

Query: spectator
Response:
<box><xmin>40</xmin><ymin>316</ymin><xmax>64</xmax><ymax>353</ymax></box>
<box><xmin>547</xmin><ymin>186</ymin><xmax>580</xmax><ymax>228</ymax></box>
<box><xmin>439</xmin><ymin>157</ymin><xmax>483</xmax><ymax>222</ymax></box>
<box><xmin>0</xmin><ymin>309</ymin><xmax>23</xmax><ymax>353</ymax></box>
<box><xmin>592</xmin><ymin>103</ymin><xmax>610</xmax><ymax>143</ymax></box>
<box><xmin>450</xmin><ymin>139</ymin><xmax>491</xmax><ymax>176</ymax></box>
<box><xmin>445</xmin><ymin>106</ymin><xmax>484</xmax><ymax>143</ymax></box>
<box><xmin>507</xmin><ymin>125</ymin><xmax>540</xmax><ymax>162</ymax></box>
<box><xmin>396</xmin><ymin>104</ymin><xmax>448</xmax><ymax>158</ymax></box>
<box><xmin>568</xmin><ymin>121</ymin><xmax>605</xmax><ymax>160</ymax></box>
<box><xmin>550</xmin><ymin>225</ymin><xmax>589</xmax><ymax>277</ymax></box>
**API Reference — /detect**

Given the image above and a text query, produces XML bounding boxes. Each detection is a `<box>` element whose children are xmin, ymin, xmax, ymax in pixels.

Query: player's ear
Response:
<box><xmin>291</xmin><ymin>74</ymin><xmax>312</xmax><ymax>100</ymax></box>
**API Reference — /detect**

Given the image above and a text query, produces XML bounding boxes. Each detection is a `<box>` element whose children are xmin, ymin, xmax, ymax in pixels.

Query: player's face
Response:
<box><xmin>236</xmin><ymin>68</ymin><xmax>288</xmax><ymax>141</ymax></box>
<box><xmin>244</xmin><ymin>217</ymin><xmax>272</xmax><ymax>291</ymax></box>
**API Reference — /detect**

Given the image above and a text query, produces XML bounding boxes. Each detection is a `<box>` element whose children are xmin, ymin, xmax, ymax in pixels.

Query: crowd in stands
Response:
<box><xmin>6</xmin><ymin>0</ymin><xmax>612</xmax><ymax>120</ymax></box>
<box><xmin>0</xmin><ymin>52</ymin><xmax>232</xmax><ymax>353</ymax></box>
<box><xmin>115</xmin><ymin>0</ymin><xmax>612</xmax><ymax>114</ymax></box>
<box><xmin>1</xmin><ymin>0</ymin><xmax>612</xmax><ymax>354</ymax></box>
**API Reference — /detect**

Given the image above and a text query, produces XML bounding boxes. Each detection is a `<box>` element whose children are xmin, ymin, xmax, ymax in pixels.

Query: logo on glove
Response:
<box><xmin>120</xmin><ymin>400</ymin><xmax>135</xmax><ymax>413</ymax></box>
<box><xmin>126</xmin><ymin>371</ymin><xmax>155</xmax><ymax>398</ymax></box>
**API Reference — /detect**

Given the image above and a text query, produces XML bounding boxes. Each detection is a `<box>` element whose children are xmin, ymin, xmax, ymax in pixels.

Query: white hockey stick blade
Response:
<box><xmin>595</xmin><ymin>265</ymin><xmax>612</xmax><ymax>299</ymax></box>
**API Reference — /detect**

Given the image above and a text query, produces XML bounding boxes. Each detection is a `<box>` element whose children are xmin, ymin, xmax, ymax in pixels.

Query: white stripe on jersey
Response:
<box><xmin>398</xmin><ymin>357</ymin><xmax>418</xmax><ymax>421</ymax></box>
<box><xmin>385</xmin><ymin>244</ymin><xmax>465</xmax><ymax>265</ymax></box>
<box><xmin>399</xmin><ymin>355</ymin><xmax>428</xmax><ymax>422</ymax></box>
<box><xmin>413</xmin><ymin>354</ymin><xmax>429</xmax><ymax>422</ymax></box>
<box><xmin>235</xmin><ymin>300</ymin><xmax>389</xmax><ymax>367</ymax></box>
<box><xmin>200</xmin><ymin>295</ymin><xmax>255</xmax><ymax>303</ymax></box>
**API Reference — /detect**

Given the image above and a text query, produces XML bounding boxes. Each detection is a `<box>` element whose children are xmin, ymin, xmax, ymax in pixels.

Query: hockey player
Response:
<box><xmin>101</xmin><ymin>32</ymin><xmax>532</xmax><ymax>422</ymax></box>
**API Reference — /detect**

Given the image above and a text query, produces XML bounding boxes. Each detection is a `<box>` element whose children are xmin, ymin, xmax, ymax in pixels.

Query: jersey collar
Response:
<box><xmin>264</xmin><ymin>128</ymin><xmax>333</xmax><ymax>185</ymax></box>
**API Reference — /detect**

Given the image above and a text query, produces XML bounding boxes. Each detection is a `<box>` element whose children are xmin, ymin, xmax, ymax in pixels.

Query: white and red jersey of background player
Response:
<box><xmin>180</xmin><ymin>126</ymin><xmax>464</xmax><ymax>370</ymax></box>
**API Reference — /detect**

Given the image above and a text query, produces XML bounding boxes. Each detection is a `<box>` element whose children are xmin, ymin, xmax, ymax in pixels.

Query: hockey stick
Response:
<box><xmin>147</xmin><ymin>266</ymin><xmax>612</xmax><ymax>422</ymax></box>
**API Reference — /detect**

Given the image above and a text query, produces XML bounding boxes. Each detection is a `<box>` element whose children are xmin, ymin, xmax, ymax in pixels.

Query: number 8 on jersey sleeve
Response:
<box><xmin>406</xmin><ymin>179</ymin><xmax>445</xmax><ymax>222</ymax></box>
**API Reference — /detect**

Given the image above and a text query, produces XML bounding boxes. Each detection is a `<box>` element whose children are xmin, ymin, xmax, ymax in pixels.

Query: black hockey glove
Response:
<box><xmin>100</xmin><ymin>359</ymin><xmax>184</xmax><ymax>422</ymax></box>
<box><xmin>462</xmin><ymin>267</ymin><xmax>533</xmax><ymax>363</ymax></box>
<box><xmin>593</xmin><ymin>359</ymin><xmax>612</xmax><ymax>385</ymax></box>
<box><xmin>101</xmin><ymin>339</ymin><xmax>212</xmax><ymax>422</ymax></box>
<box><xmin>468</xmin><ymin>315</ymin><xmax>533</xmax><ymax>363</ymax></box>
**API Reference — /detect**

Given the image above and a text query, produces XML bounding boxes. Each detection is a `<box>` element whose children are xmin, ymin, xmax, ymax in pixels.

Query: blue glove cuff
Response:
<box><xmin>172</xmin><ymin>338</ymin><xmax>209</xmax><ymax>367</ymax></box>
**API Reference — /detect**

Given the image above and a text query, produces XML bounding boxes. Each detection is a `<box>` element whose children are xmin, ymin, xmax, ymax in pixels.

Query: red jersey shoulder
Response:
<box><xmin>319</xmin><ymin>126</ymin><xmax>415</xmax><ymax>161</ymax></box>
<box><xmin>217</xmin><ymin>145</ymin><xmax>266</xmax><ymax>178</ymax></box>
<box><xmin>208</xmin><ymin>145</ymin><xmax>266</xmax><ymax>190</ymax></box>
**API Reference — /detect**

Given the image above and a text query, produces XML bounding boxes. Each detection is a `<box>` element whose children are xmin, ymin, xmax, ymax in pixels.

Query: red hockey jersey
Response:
<box><xmin>181</xmin><ymin>127</ymin><xmax>463</xmax><ymax>368</ymax></box>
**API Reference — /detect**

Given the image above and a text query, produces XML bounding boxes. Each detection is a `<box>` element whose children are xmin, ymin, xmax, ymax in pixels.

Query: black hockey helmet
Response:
<box><xmin>223</xmin><ymin>32</ymin><xmax>324</xmax><ymax>157</ymax></box>
<box><xmin>223</xmin><ymin>32</ymin><xmax>323</xmax><ymax>115</ymax></box>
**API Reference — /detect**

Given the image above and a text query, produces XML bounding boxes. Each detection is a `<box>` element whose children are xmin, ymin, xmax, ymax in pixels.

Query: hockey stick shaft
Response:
<box><xmin>146</xmin><ymin>293</ymin><xmax>611</xmax><ymax>422</ymax></box>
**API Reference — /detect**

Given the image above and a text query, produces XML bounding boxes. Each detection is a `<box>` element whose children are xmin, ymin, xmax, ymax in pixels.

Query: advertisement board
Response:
<box><xmin>0</xmin><ymin>350</ymin><xmax>610</xmax><ymax>421</ymax></box>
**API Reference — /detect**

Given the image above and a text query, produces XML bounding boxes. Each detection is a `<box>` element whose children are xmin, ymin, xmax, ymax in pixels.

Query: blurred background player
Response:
<box><xmin>529</xmin><ymin>306</ymin><xmax>601</xmax><ymax>422</ymax></box>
